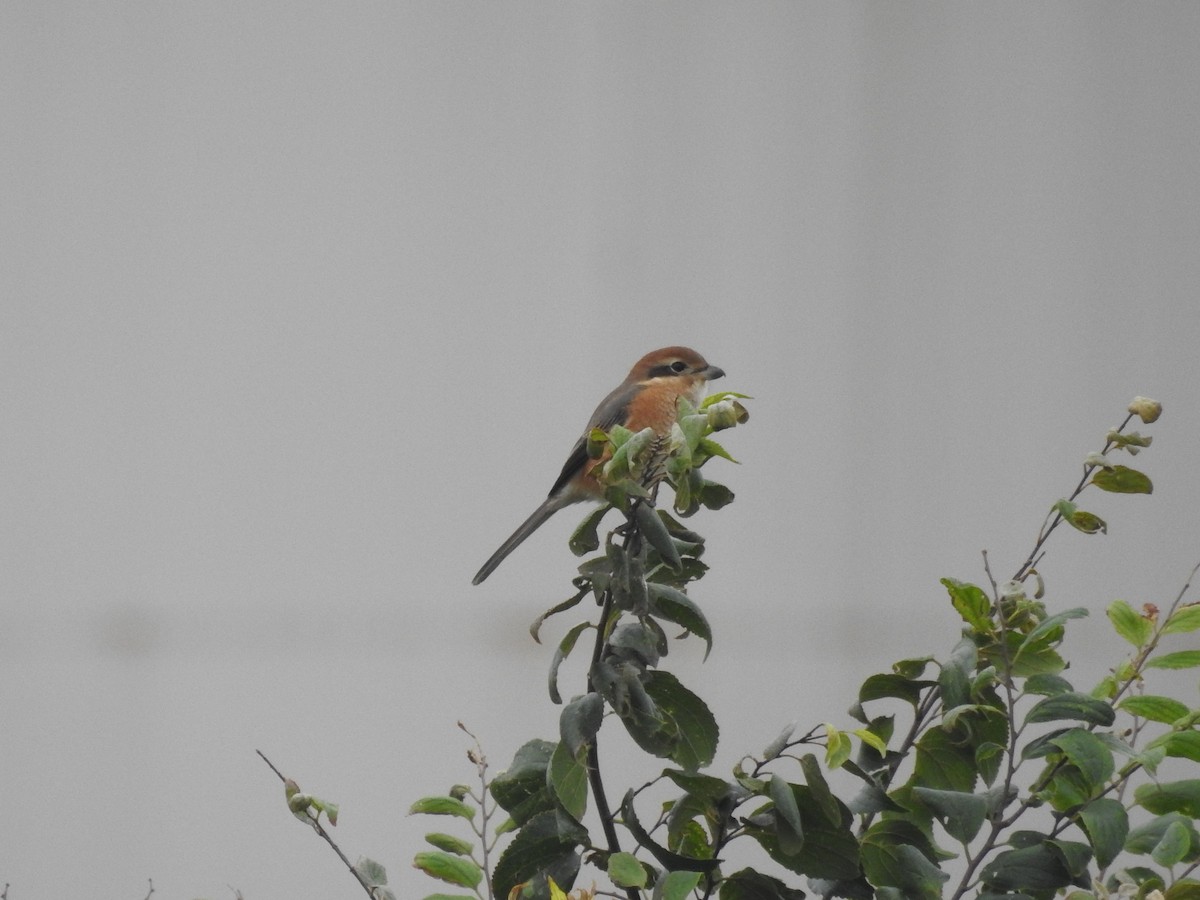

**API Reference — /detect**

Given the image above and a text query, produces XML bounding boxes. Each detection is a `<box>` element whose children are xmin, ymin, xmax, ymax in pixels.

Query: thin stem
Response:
<box><xmin>949</xmin><ymin>553</ymin><xmax>1023</xmax><ymax>900</ymax></box>
<box><xmin>457</xmin><ymin>723</ymin><xmax>495</xmax><ymax>900</ymax></box>
<box><xmin>1013</xmin><ymin>412</ymin><xmax>1135</xmax><ymax>583</ymax></box>
<box><xmin>583</xmin><ymin>498</ymin><xmax>649</xmax><ymax>900</ymax></box>
<box><xmin>256</xmin><ymin>750</ymin><xmax>378</xmax><ymax>898</ymax></box>
<box><xmin>585</xmin><ymin>581</ymin><xmax>624</xmax><ymax>863</ymax></box>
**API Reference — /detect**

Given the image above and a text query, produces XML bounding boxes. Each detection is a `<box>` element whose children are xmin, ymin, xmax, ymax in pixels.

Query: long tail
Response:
<box><xmin>472</xmin><ymin>497</ymin><xmax>568</xmax><ymax>585</ymax></box>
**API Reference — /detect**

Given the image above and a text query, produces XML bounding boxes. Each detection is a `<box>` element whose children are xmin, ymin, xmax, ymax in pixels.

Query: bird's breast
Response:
<box><xmin>625</xmin><ymin>377</ymin><xmax>703</xmax><ymax>434</ymax></box>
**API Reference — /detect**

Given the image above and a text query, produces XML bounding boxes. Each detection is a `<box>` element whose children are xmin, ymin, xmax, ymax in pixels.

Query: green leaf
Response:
<box><xmin>770</xmin><ymin>775</ymin><xmax>805</xmax><ymax>855</ymax></box>
<box><xmin>607</xmin><ymin>851</ymin><xmax>647</xmax><ymax>888</ymax></box>
<box><xmin>825</xmin><ymin>724</ymin><xmax>851</xmax><ymax>769</ymax></box>
<box><xmin>1078</xmin><ymin>798</ymin><xmax>1128</xmax><ymax>868</ymax></box>
<box><xmin>559</xmin><ymin>692</ymin><xmax>603</xmax><ymax>760</ymax></box>
<box><xmin>490</xmin><ymin>810</ymin><xmax>587</xmax><ymax>900</ymax></box>
<box><xmin>548</xmin><ymin>740</ymin><xmax>588</xmax><ymax>821</ymax></box>
<box><xmin>671</xmin><ymin>816</ymin><xmax>714</xmax><ymax>862</ymax></box>
<box><xmin>1023</xmin><ymin>674</ymin><xmax>1075</xmax><ymax>696</ymax></box>
<box><xmin>853</xmin><ymin>727</ymin><xmax>888</xmax><ymax>755</ymax></box>
<box><xmin>409</xmin><ymin>797</ymin><xmax>476</xmax><ymax>820</ymax></box>
<box><xmin>660</xmin><ymin>870</ymin><xmax>704</xmax><ymax>899</ymax></box>
<box><xmin>746</xmin><ymin>795</ymin><xmax>860</xmax><ymax>881</ymax></box>
<box><xmin>663</xmin><ymin>768</ymin><xmax>733</xmax><ymax>801</ymax></box>
<box><xmin>647</xmin><ymin>584</ymin><xmax>713</xmax><ymax>661</ymax></box>
<box><xmin>605</xmin><ymin>426</ymin><xmax>656</xmax><ymax>481</ymax></box>
<box><xmin>530</xmin><ymin>589</ymin><xmax>589</xmax><ymax>645</ymax></box>
<box><xmin>698</xmin><ymin>435</ymin><xmax>738</xmax><ymax>462</ymax></box>
<box><xmin>1147</xmin><ymin>650</ymin><xmax>1200</xmax><ymax>669</ymax></box>
<box><xmin>610</xmin><ymin>621</ymin><xmax>662</xmax><ymax>669</ymax></box>
<box><xmin>1151</xmin><ymin>731</ymin><xmax>1200</xmax><ymax>762</ymax></box>
<box><xmin>1047</xmin><ymin>838</ymin><xmax>1092</xmax><ymax>878</ymax></box>
<box><xmin>1164</xmin><ymin>604</ymin><xmax>1200</xmax><ymax>635</ymax></box>
<box><xmin>1021</xmin><ymin>607</ymin><xmax>1089</xmax><ymax>647</ymax></box>
<box><xmin>892</xmin><ymin>656</ymin><xmax>934</xmax><ymax>679</ymax></box>
<box><xmin>1041</xmin><ymin>765</ymin><xmax>1094</xmax><ymax>811</ymax></box>
<box><xmin>1152</xmin><ymin>819</ymin><xmax>1193</xmax><ymax>867</ymax></box>
<box><xmin>490</xmin><ymin>740</ymin><xmax>556</xmax><ymax>826</ymax></box>
<box><xmin>412</xmin><ymin>852</ymin><xmax>483</xmax><ymax>889</ymax></box>
<box><xmin>860</xmin><ymin>821</ymin><xmax>948</xmax><ymax>899</ymax></box>
<box><xmin>913</xmin><ymin>726</ymin><xmax>978</xmax><ymax>792</ymax></box>
<box><xmin>1135</xmin><ymin>779</ymin><xmax>1200</xmax><ymax>818</ymax></box>
<box><xmin>697</xmin><ymin>478</ymin><xmax>735</xmax><ymax>510</ymax></box>
<box><xmin>1119</xmin><ymin>694</ymin><xmax>1190</xmax><ymax>724</ymax></box>
<box><xmin>911</xmin><ymin>787</ymin><xmax>988</xmax><ymax>844</ymax></box>
<box><xmin>1126</xmin><ymin>813</ymin><xmax>1200</xmax><ymax>857</ymax></box>
<box><xmin>355</xmin><ymin>857</ymin><xmax>388</xmax><ymax>886</ymax></box>
<box><xmin>1005</xmin><ymin>632</ymin><xmax>1067</xmax><ymax>677</ymax></box>
<box><xmin>424</xmin><ymin>833</ymin><xmax>474</xmax><ymax>855</ymax></box>
<box><xmin>1050</xmin><ymin>729</ymin><xmax>1115</xmax><ymax>786</ymax></box>
<box><xmin>636</xmin><ymin>502</ymin><xmax>682</xmax><ymax>570</ymax></box>
<box><xmin>939</xmin><ymin>637</ymin><xmax>977</xmax><ymax>710</ymax></box>
<box><xmin>942</xmin><ymin>578</ymin><xmax>992</xmax><ymax>632</ymax></box>
<box><xmin>858</xmin><ymin>672</ymin><xmax>932</xmax><ymax>709</ymax></box>
<box><xmin>975</xmin><ymin>742</ymin><xmax>1007</xmax><ymax>789</ymax></box>
<box><xmin>1164</xmin><ymin>882</ymin><xmax>1200</xmax><ymax>900</ymax></box>
<box><xmin>1107</xmin><ymin>599</ymin><xmax>1154</xmax><ymax>647</ymax></box>
<box><xmin>547</xmin><ymin>621</ymin><xmax>592</xmax><ymax>705</ymax></box>
<box><xmin>568</xmin><ymin>504</ymin><xmax>610</xmax><ymax>555</ymax></box>
<box><xmin>1053</xmin><ymin>499</ymin><xmax>1107</xmax><ymax>534</ymax></box>
<box><xmin>643</xmin><ymin>670</ymin><xmax>719</xmax><ymax>771</ymax></box>
<box><xmin>717</xmin><ymin>868</ymin><xmax>807</xmax><ymax>900</ymax></box>
<box><xmin>980</xmin><ymin>841</ymin><xmax>1084</xmax><ymax>892</ymax></box>
<box><xmin>1024</xmin><ymin>692</ymin><xmax>1115</xmax><ymax>727</ymax></box>
<box><xmin>622</xmin><ymin>789</ymin><xmax>721</xmax><ymax>874</ymax></box>
<box><xmin>800</xmin><ymin>753</ymin><xmax>844</xmax><ymax>826</ymax></box>
<box><xmin>1091</xmin><ymin>464</ymin><xmax>1153</xmax><ymax>494</ymax></box>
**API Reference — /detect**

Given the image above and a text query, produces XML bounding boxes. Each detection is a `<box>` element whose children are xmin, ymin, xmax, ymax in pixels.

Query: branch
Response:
<box><xmin>1013</xmin><ymin>412</ymin><xmax>1135</xmax><ymax>583</ymax></box>
<box><xmin>584</xmin><ymin>499</ymin><xmax>650</xmax><ymax>900</ymax></box>
<box><xmin>256</xmin><ymin>750</ymin><xmax>379</xmax><ymax>899</ymax></box>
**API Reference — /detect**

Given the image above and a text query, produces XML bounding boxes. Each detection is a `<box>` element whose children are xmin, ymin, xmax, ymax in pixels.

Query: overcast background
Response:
<box><xmin>4</xmin><ymin>4</ymin><xmax>1200</xmax><ymax>898</ymax></box>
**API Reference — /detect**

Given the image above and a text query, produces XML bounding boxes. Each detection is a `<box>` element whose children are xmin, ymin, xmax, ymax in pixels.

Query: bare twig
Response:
<box><xmin>458</xmin><ymin>722</ymin><xmax>497</xmax><ymax>900</ymax></box>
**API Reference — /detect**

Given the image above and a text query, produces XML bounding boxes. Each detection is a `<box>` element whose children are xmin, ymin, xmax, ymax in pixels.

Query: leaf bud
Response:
<box><xmin>1127</xmin><ymin>396</ymin><xmax>1162</xmax><ymax>423</ymax></box>
<box><xmin>762</xmin><ymin>722</ymin><xmax>797</xmax><ymax>760</ymax></box>
<box><xmin>706</xmin><ymin>400</ymin><xmax>741</xmax><ymax>431</ymax></box>
<box><xmin>998</xmin><ymin>581</ymin><xmax>1026</xmax><ymax>603</ymax></box>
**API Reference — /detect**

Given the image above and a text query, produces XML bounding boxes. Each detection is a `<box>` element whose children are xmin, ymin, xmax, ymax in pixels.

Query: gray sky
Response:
<box><xmin>4</xmin><ymin>4</ymin><xmax>1199</xmax><ymax>897</ymax></box>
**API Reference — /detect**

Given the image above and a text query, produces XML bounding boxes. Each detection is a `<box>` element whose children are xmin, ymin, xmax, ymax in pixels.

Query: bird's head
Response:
<box><xmin>626</xmin><ymin>346</ymin><xmax>725</xmax><ymax>385</ymax></box>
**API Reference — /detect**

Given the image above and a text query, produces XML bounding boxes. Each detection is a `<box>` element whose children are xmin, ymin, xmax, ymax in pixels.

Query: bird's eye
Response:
<box><xmin>670</xmin><ymin>360</ymin><xmax>688</xmax><ymax>373</ymax></box>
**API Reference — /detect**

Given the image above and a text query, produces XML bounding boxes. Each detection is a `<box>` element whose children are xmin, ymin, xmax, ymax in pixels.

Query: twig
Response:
<box><xmin>1013</xmin><ymin>412</ymin><xmax>1135</xmax><ymax>583</ymax></box>
<box><xmin>584</xmin><ymin>498</ymin><xmax>648</xmax><ymax>900</ymax></box>
<box><xmin>142</xmin><ymin>879</ymin><xmax>154</xmax><ymax>900</ymax></box>
<box><xmin>948</xmin><ymin>552</ymin><xmax>1026</xmax><ymax>899</ymax></box>
<box><xmin>256</xmin><ymin>749</ymin><xmax>379</xmax><ymax>898</ymax></box>
<box><xmin>458</xmin><ymin>722</ymin><xmax>497</xmax><ymax>900</ymax></box>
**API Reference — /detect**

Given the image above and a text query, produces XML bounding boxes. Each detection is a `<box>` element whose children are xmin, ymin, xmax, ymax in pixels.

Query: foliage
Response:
<box><xmin>271</xmin><ymin>392</ymin><xmax>1200</xmax><ymax>899</ymax></box>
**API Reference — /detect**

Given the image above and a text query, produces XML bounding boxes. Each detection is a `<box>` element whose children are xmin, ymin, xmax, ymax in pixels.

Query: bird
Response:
<box><xmin>472</xmin><ymin>346</ymin><xmax>725</xmax><ymax>585</ymax></box>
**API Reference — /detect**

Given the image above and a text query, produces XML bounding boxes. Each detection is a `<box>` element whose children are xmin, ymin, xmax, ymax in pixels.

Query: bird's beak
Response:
<box><xmin>702</xmin><ymin>365</ymin><xmax>725</xmax><ymax>381</ymax></box>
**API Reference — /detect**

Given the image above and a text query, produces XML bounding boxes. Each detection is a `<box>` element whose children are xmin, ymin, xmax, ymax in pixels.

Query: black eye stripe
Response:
<box><xmin>647</xmin><ymin>361</ymin><xmax>688</xmax><ymax>378</ymax></box>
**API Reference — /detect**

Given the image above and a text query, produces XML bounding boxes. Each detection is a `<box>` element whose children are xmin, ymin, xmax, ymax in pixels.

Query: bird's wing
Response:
<box><xmin>545</xmin><ymin>379</ymin><xmax>642</xmax><ymax>499</ymax></box>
